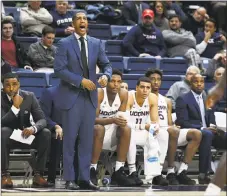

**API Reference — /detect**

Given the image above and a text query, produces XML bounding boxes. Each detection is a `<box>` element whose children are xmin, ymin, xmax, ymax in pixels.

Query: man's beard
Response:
<box><xmin>143</xmin><ymin>23</ymin><xmax>152</xmax><ymax>29</ymax></box>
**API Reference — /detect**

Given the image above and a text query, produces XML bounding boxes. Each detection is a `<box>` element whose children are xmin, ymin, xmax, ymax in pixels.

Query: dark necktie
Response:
<box><xmin>79</xmin><ymin>37</ymin><xmax>89</xmax><ymax>79</ymax></box>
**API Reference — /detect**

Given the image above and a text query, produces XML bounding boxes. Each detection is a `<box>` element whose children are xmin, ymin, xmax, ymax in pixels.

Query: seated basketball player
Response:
<box><xmin>90</xmin><ymin>69</ymin><xmax>135</xmax><ymax>187</ymax></box>
<box><xmin>127</xmin><ymin>77</ymin><xmax>169</xmax><ymax>186</ymax></box>
<box><xmin>145</xmin><ymin>69</ymin><xmax>202</xmax><ymax>185</ymax></box>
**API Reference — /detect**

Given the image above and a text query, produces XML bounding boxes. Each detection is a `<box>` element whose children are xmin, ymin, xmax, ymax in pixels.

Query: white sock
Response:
<box><xmin>177</xmin><ymin>162</ymin><xmax>188</xmax><ymax>175</ymax></box>
<box><xmin>115</xmin><ymin>161</ymin><xmax>125</xmax><ymax>171</ymax></box>
<box><xmin>167</xmin><ymin>167</ymin><xmax>175</xmax><ymax>175</ymax></box>
<box><xmin>204</xmin><ymin>183</ymin><xmax>221</xmax><ymax>196</ymax></box>
<box><xmin>128</xmin><ymin>163</ymin><xmax>136</xmax><ymax>175</ymax></box>
<box><xmin>90</xmin><ymin>163</ymin><xmax>97</xmax><ymax>170</ymax></box>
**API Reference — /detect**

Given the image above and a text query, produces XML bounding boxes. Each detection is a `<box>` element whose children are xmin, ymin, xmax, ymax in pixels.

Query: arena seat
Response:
<box><xmin>105</xmin><ymin>40</ymin><xmax>123</xmax><ymax>56</ymax></box>
<box><xmin>160</xmin><ymin>75</ymin><xmax>183</xmax><ymax>95</ymax></box>
<box><xmin>16</xmin><ymin>36</ymin><xmax>39</xmax><ymax>52</ymax></box>
<box><xmin>49</xmin><ymin>73</ymin><xmax>60</xmax><ymax>87</ymax></box>
<box><xmin>122</xmin><ymin>74</ymin><xmax>143</xmax><ymax>90</ymax></box>
<box><xmin>88</xmin><ymin>24</ymin><xmax>111</xmax><ymax>40</ymax></box>
<box><xmin>159</xmin><ymin>58</ymin><xmax>188</xmax><ymax>75</ymax></box>
<box><xmin>108</xmin><ymin>56</ymin><xmax>124</xmax><ymax>71</ymax></box>
<box><xmin>17</xmin><ymin>72</ymin><xmax>48</xmax><ymax>98</ymax></box>
<box><xmin>127</xmin><ymin>57</ymin><xmax>157</xmax><ymax>74</ymax></box>
<box><xmin>110</xmin><ymin>25</ymin><xmax>133</xmax><ymax>39</ymax></box>
<box><xmin>5</xmin><ymin>7</ymin><xmax>21</xmax><ymax>22</ymax></box>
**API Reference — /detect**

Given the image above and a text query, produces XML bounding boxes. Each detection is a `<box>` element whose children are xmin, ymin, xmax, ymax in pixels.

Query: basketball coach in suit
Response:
<box><xmin>54</xmin><ymin>11</ymin><xmax>112</xmax><ymax>190</ymax></box>
<box><xmin>1</xmin><ymin>73</ymin><xmax>51</xmax><ymax>188</ymax></box>
<box><xmin>176</xmin><ymin>74</ymin><xmax>226</xmax><ymax>185</ymax></box>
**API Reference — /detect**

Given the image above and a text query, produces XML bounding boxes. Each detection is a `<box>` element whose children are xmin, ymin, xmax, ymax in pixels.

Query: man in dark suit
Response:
<box><xmin>1</xmin><ymin>73</ymin><xmax>51</xmax><ymax>188</ymax></box>
<box><xmin>122</xmin><ymin>1</ymin><xmax>150</xmax><ymax>25</ymax></box>
<box><xmin>54</xmin><ymin>10</ymin><xmax>112</xmax><ymax>190</ymax></box>
<box><xmin>39</xmin><ymin>86</ymin><xmax>63</xmax><ymax>185</ymax></box>
<box><xmin>176</xmin><ymin>74</ymin><xmax>226</xmax><ymax>185</ymax></box>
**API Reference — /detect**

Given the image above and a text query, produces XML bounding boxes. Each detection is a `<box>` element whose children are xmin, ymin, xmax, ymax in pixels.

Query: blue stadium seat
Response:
<box><xmin>122</xmin><ymin>74</ymin><xmax>143</xmax><ymax>90</ymax></box>
<box><xmin>88</xmin><ymin>24</ymin><xmax>111</xmax><ymax>40</ymax></box>
<box><xmin>17</xmin><ymin>72</ymin><xmax>48</xmax><ymax>98</ymax></box>
<box><xmin>5</xmin><ymin>7</ymin><xmax>21</xmax><ymax>22</ymax></box>
<box><xmin>205</xmin><ymin>80</ymin><xmax>215</xmax><ymax>91</ymax></box>
<box><xmin>110</xmin><ymin>25</ymin><xmax>133</xmax><ymax>38</ymax></box>
<box><xmin>160</xmin><ymin>58</ymin><xmax>188</xmax><ymax>75</ymax></box>
<box><xmin>49</xmin><ymin>73</ymin><xmax>60</xmax><ymax>87</ymax></box>
<box><xmin>127</xmin><ymin>57</ymin><xmax>157</xmax><ymax>74</ymax></box>
<box><xmin>16</xmin><ymin>36</ymin><xmax>38</xmax><ymax>52</ymax></box>
<box><xmin>160</xmin><ymin>75</ymin><xmax>182</xmax><ymax>95</ymax></box>
<box><xmin>105</xmin><ymin>40</ymin><xmax>123</xmax><ymax>56</ymax></box>
<box><xmin>121</xmin><ymin>74</ymin><xmax>182</xmax><ymax>92</ymax></box>
<box><xmin>108</xmin><ymin>56</ymin><xmax>124</xmax><ymax>71</ymax></box>
<box><xmin>54</xmin><ymin>37</ymin><xmax>62</xmax><ymax>44</ymax></box>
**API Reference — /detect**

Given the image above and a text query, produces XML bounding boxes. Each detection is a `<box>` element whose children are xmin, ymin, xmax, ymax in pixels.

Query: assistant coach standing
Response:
<box><xmin>54</xmin><ymin>11</ymin><xmax>112</xmax><ymax>190</ymax></box>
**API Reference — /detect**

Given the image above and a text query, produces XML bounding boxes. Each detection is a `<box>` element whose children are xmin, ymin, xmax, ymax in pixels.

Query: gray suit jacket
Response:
<box><xmin>1</xmin><ymin>90</ymin><xmax>46</xmax><ymax>132</ymax></box>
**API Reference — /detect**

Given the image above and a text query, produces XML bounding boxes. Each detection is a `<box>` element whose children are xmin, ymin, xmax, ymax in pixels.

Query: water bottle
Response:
<box><xmin>144</xmin><ymin>125</ymin><xmax>161</xmax><ymax>177</ymax></box>
<box><xmin>102</xmin><ymin>177</ymin><xmax>110</xmax><ymax>186</ymax></box>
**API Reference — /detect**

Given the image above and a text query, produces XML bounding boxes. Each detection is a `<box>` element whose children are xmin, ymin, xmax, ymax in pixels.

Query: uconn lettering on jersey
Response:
<box><xmin>130</xmin><ymin>111</ymin><xmax>149</xmax><ymax>116</ymax></box>
<box><xmin>57</xmin><ymin>18</ymin><xmax>72</xmax><ymax>25</ymax></box>
<box><xmin>158</xmin><ymin>105</ymin><xmax>167</xmax><ymax>110</ymax></box>
<box><xmin>143</xmin><ymin>33</ymin><xmax>157</xmax><ymax>39</ymax></box>
<box><xmin>100</xmin><ymin>110</ymin><xmax>118</xmax><ymax>116</ymax></box>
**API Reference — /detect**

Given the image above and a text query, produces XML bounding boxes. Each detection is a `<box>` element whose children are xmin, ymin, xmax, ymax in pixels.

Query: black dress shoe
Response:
<box><xmin>198</xmin><ymin>175</ymin><xmax>211</xmax><ymax>185</ymax></box>
<box><xmin>65</xmin><ymin>181</ymin><xmax>80</xmax><ymax>190</ymax></box>
<box><xmin>78</xmin><ymin>180</ymin><xmax>100</xmax><ymax>190</ymax></box>
<box><xmin>46</xmin><ymin>180</ymin><xmax>55</xmax><ymax>187</ymax></box>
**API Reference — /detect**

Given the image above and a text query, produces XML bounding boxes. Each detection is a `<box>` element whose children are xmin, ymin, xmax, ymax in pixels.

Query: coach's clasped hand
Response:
<box><xmin>98</xmin><ymin>75</ymin><xmax>108</xmax><ymax>88</ymax></box>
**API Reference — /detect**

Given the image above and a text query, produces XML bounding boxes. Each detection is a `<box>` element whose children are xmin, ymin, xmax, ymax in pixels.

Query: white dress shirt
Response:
<box><xmin>74</xmin><ymin>32</ymin><xmax>88</xmax><ymax>64</ymax></box>
<box><xmin>191</xmin><ymin>90</ymin><xmax>207</xmax><ymax>128</ymax></box>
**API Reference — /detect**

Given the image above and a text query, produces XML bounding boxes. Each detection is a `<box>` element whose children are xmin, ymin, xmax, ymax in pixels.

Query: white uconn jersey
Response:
<box><xmin>158</xmin><ymin>94</ymin><xmax>168</xmax><ymax>127</ymax></box>
<box><xmin>129</xmin><ymin>91</ymin><xmax>150</xmax><ymax>127</ymax></box>
<box><xmin>99</xmin><ymin>88</ymin><xmax>121</xmax><ymax>119</ymax></box>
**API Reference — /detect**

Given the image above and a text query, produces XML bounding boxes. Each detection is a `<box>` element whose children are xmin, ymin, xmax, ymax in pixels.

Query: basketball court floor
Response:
<box><xmin>2</xmin><ymin>180</ymin><xmax>226</xmax><ymax>196</ymax></box>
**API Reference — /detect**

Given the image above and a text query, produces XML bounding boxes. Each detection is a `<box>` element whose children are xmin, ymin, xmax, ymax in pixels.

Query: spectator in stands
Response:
<box><xmin>166</xmin><ymin>66</ymin><xmax>201</xmax><ymax>111</ymax></box>
<box><xmin>1</xmin><ymin>19</ymin><xmax>28</xmax><ymax>71</ymax></box>
<box><xmin>121</xmin><ymin>82</ymin><xmax>128</xmax><ymax>91</ymax></box>
<box><xmin>26</xmin><ymin>26</ymin><xmax>56</xmax><ymax>72</ymax></box>
<box><xmin>182</xmin><ymin>7</ymin><xmax>208</xmax><ymax>35</ymax></box>
<box><xmin>211</xmin><ymin>1</ymin><xmax>227</xmax><ymax>34</ymax></box>
<box><xmin>1</xmin><ymin>73</ymin><xmax>51</xmax><ymax>188</ymax></box>
<box><xmin>205</xmin><ymin>51</ymin><xmax>226</xmax><ymax>79</ymax></box>
<box><xmin>214</xmin><ymin>67</ymin><xmax>226</xmax><ymax>84</ymax></box>
<box><xmin>50</xmin><ymin>0</ymin><xmax>74</xmax><ymax>37</ymax></box>
<box><xmin>123</xmin><ymin>9</ymin><xmax>166</xmax><ymax>58</ymax></box>
<box><xmin>162</xmin><ymin>15</ymin><xmax>200</xmax><ymax>66</ymax></box>
<box><xmin>176</xmin><ymin>74</ymin><xmax>226</xmax><ymax>184</ymax></box>
<box><xmin>39</xmin><ymin>86</ymin><xmax>63</xmax><ymax>186</ymax></box>
<box><xmin>153</xmin><ymin>1</ymin><xmax>169</xmax><ymax>32</ymax></box>
<box><xmin>122</xmin><ymin>1</ymin><xmax>150</xmax><ymax>25</ymax></box>
<box><xmin>196</xmin><ymin>18</ymin><xmax>226</xmax><ymax>59</ymax></box>
<box><xmin>164</xmin><ymin>1</ymin><xmax>186</xmax><ymax>21</ymax></box>
<box><xmin>20</xmin><ymin>0</ymin><xmax>53</xmax><ymax>36</ymax></box>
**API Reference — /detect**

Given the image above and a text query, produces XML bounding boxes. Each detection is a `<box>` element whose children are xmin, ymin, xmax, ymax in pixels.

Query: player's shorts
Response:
<box><xmin>178</xmin><ymin>129</ymin><xmax>190</xmax><ymax>146</ymax></box>
<box><xmin>133</xmin><ymin>129</ymin><xmax>148</xmax><ymax>146</ymax></box>
<box><xmin>102</xmin><ymin>124</ymin><xmax>118</xmax><ymax>151</ymax></box>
